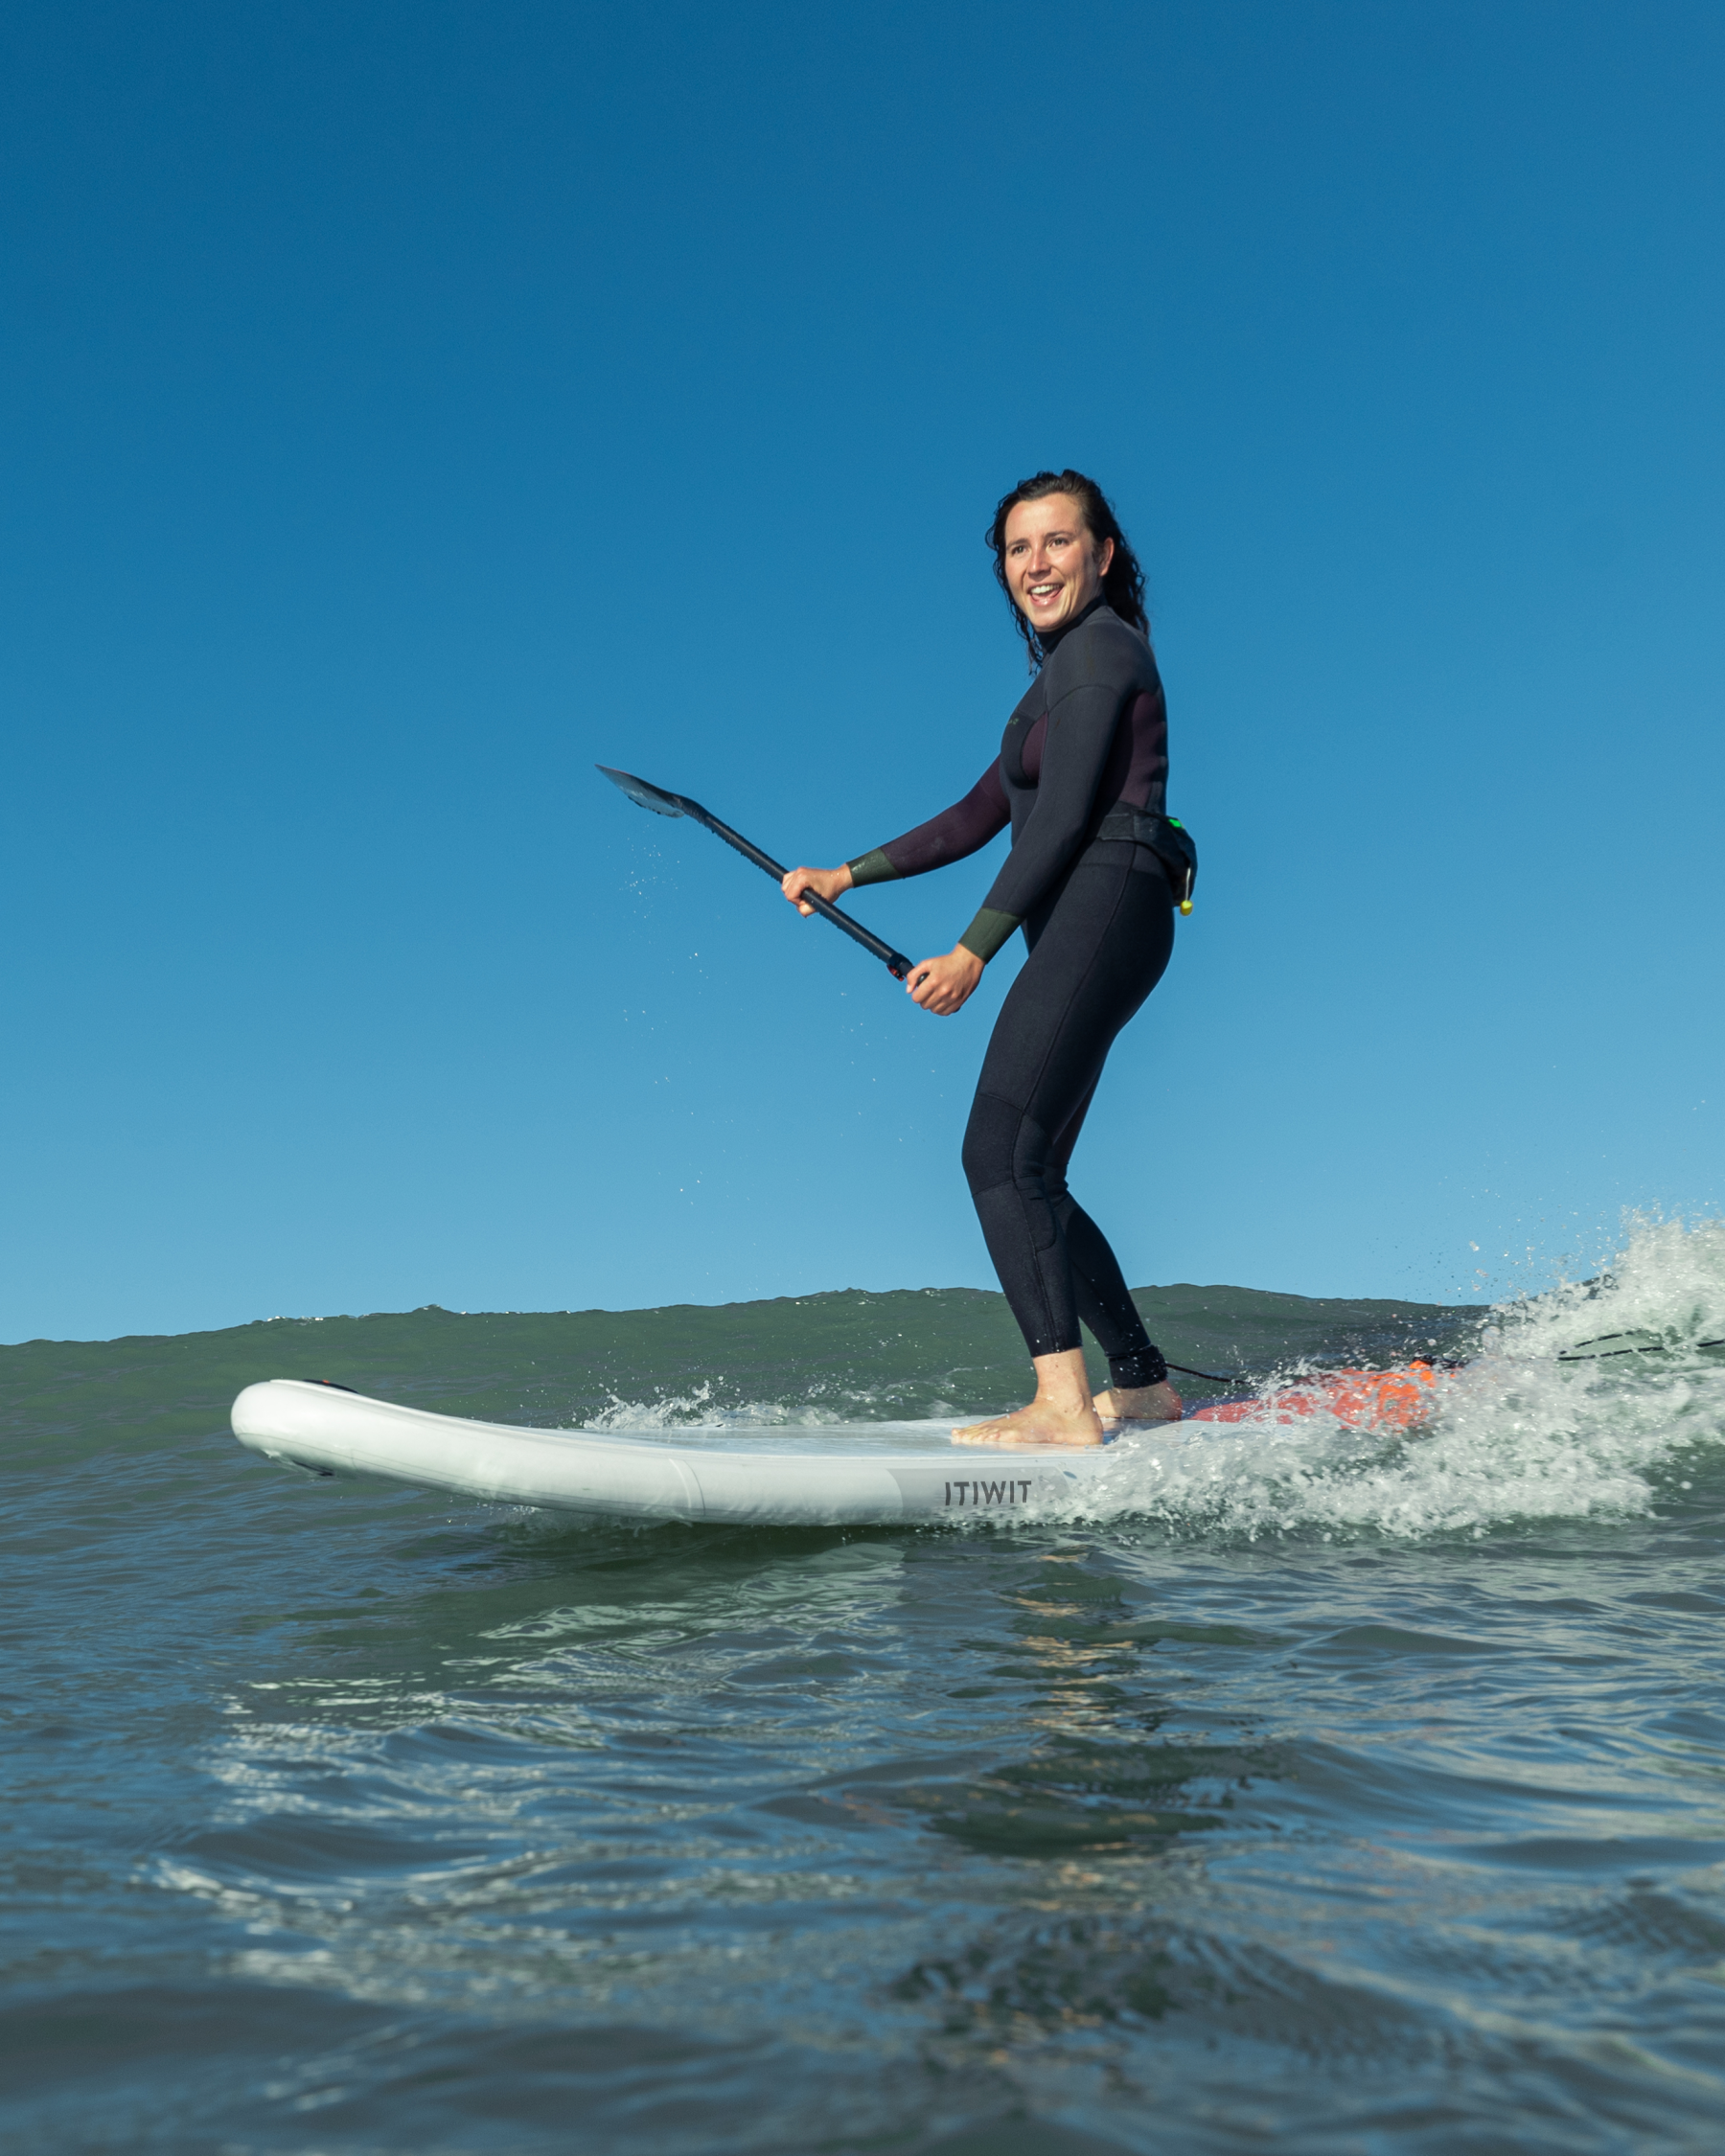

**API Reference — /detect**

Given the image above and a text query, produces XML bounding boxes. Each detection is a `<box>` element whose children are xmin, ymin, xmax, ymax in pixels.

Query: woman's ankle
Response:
<box><xmin>1029</xmin><ymin>1346</ymin><xmax>1094</xmax><ymax>1417</ymax></box>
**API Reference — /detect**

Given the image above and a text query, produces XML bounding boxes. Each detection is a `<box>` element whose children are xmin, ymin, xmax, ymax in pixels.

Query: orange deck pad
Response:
<box><xmin>1186</xmin><ymin>1361</ymin><xmax>1442</xmax><ymax>1432</ymax></box>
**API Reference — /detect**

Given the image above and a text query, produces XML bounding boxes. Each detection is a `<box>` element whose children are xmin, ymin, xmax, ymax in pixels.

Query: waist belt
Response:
<box><xmin>1093</xmin><ymin>809</ymin><xmax>1198</xmax><ymax>911</ymax></box>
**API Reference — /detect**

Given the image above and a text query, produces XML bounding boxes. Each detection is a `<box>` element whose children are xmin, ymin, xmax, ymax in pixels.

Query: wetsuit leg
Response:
<box><xmin>960</xmin><ymin>850</ymin><xmax>1174</xmax><ymax>1365</ymax></box>
<box><xmin>1046</xmin><ymin>1082</ymin><xmax>1170</xmax><ymax>1389</ymax></box>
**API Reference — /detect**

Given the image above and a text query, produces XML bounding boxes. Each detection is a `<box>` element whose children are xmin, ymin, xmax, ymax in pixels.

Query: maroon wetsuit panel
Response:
<box><xmin>874</xmin><ymin>759</ymin><xmax>1010</xmax><ymax>878</ymax></box>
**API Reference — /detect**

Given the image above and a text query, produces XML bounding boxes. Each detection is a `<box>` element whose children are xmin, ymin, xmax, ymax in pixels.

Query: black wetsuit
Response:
<box><xmin>847</xmin><ymin>597</ymin><xmax>1175</xmax><ymax>1388</ymax></box>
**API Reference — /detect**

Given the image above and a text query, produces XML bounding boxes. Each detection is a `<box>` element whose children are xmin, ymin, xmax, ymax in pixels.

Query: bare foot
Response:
<box><xmin>952</xmin><ymin>1400</ymin><xmax>1105</xmax><ymax>1447</ymax></box>
<box><xmin>1092</xmin><ymin>1380</ymin><xmax>1184</xmax><ymax>1425</ymax></box>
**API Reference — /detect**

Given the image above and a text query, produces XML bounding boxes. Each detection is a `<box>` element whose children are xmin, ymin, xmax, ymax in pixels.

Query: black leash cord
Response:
<box><xmin>1162</xmin><ymin>1354</ymin><xmax>1469</xmax><ymax>1388</ymax></box>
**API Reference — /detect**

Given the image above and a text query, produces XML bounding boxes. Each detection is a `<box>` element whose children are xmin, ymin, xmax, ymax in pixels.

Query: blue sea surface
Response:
<box><xmin>4</xmin><ymin>1221</ymin><xmax>1725</xmax><ymax>2153</ymax></box>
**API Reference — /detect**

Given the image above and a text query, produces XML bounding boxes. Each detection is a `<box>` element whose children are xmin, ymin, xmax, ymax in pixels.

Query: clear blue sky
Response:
<box><xmin>4</xmin><ymin>1</ymin><xmax>1721</xmax><ymax>1342</ymax></box>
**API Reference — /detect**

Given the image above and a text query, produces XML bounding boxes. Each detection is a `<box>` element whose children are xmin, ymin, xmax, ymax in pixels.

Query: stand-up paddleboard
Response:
<box><xmin>231</xmin><ymin>1365</ymin><xmax>1450</xmax><ymax>1527</ymax></box>
<box><xmin>231</xmin><ymin>1379</ymin><xmax>1130</xmax><ymax>1525</ymax></box>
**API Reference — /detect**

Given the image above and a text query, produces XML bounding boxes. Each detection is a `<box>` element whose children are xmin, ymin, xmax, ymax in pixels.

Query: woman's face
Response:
<box><xmin>1001</xmin><ymin>494</ymin><xmax>1115</xmax><ymax>640</ymax></box>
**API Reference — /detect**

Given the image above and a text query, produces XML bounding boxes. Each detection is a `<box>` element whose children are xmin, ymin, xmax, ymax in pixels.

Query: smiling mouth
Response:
<box><xmin>1027</xmin><ymin>581</ymin><xmax>1062</xmax><ymax>602</ymax></box>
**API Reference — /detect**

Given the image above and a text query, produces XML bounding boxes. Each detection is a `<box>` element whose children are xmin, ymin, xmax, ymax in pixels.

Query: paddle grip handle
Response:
<box><xmin>803</xmin><ymin>890</ymin><xmax>912</xmax><ymax>978</ymax></box>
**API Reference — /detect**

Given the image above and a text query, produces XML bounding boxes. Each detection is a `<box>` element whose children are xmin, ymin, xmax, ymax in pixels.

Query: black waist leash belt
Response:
<box><xmin>1094</xmin><ymin>809</ymin><xmax>1198</xmax><ymax>915</ymax></box>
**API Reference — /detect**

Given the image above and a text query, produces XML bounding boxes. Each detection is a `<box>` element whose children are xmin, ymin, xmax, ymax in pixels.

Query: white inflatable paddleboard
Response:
<box><xmin>230</xmin><ymin>1378</ymin><xmax>1135</xmax><ymax>1525</ymax></box>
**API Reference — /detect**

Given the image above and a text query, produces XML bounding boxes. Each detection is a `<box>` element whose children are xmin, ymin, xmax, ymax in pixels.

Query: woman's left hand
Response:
<box><xmin>907</xmin><ymin>946</ymin><xmax>983</xmax><ymax>1016</ymax></box>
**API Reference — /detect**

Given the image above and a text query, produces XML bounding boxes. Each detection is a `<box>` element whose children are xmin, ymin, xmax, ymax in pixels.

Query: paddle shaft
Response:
<box><xmin>679</xmin><ymin>803</ymin><xmax>913</xmax><ymax>981</ymax></box>
<box><xmin>599</xmin><ymin>763</ymin><xmax>913</xmax><ymax>980</ymax></box>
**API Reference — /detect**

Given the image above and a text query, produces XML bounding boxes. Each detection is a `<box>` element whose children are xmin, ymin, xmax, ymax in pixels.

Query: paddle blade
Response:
<box><xmin>597</xmin><ymin>765</ymin><xmax>686</xmax><ymax>818</ymax></box>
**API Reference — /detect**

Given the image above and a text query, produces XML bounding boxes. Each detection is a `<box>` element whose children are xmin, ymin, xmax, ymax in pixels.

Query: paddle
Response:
<box><xmin>1556</xmin><ymin>1331</ymin><xmax>1725</xmax><ymax>1362</ymax></box>
<box><xmin>598</xmin><ymin>765</ymin><xmax>914</xmax><ymax>981</ymax></box>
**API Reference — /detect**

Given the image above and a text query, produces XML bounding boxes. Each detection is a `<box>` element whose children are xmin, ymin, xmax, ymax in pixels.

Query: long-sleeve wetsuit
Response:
<box><xmin>843</xmin><ymin>596</ymin><xmax>1176</xmax><ymax>1387</ymax></box>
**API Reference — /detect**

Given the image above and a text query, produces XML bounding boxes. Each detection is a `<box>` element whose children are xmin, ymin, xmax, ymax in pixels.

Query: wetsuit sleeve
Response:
<box><xmin>846</xmin><ymin>759</ymin><xmax>1010</xmax><ymax>886</ymax></box>
<box><xmin>956</xmin><ymin>682</ymin><xmax>1123</xmax><ymax>962</ymax></box>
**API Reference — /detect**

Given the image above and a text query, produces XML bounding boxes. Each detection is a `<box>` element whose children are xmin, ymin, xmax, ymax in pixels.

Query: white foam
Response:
<box><xmin>1078</xmin><ymin>1215</ymin><xmax>1725</xmax><ymax>1539</ymax></box>
<box><xmin>585</xmin><ymin>1384</ymin><xmax>865</xmax><ymax>1433</ymax></box>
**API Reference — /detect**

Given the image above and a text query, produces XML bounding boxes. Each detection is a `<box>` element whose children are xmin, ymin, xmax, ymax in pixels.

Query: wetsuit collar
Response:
<box><xmin>1036</xmin><ymin>593</ymin><xmax>1110</xmax><ymax>657</ymax></box>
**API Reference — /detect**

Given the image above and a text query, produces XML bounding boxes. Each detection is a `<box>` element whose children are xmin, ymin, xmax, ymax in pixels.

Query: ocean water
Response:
<box><xmin>5</xmin><ymin>1219</ymin><xmax>1725</xmax><ymax>2154</ymax></box>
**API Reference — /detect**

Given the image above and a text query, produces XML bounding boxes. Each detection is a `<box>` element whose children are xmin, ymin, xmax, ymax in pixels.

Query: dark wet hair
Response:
<box><xmin>986</xmin><ymin>469</ymin><xmax>1149</xmax><ymax>669</ymax></box>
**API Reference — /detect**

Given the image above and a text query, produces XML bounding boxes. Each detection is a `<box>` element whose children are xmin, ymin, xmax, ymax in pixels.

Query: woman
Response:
<box><xmin>782</xmin><ymin>470</ymin><xmax>1186</xmax><ymax>1447</ymax></box>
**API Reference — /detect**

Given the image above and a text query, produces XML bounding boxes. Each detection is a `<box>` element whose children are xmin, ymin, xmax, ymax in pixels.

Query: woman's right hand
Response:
<box><xmin>780</xmin><ymin>863</ymin><xmax>854</xmax><ymax>916</ymax></box>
